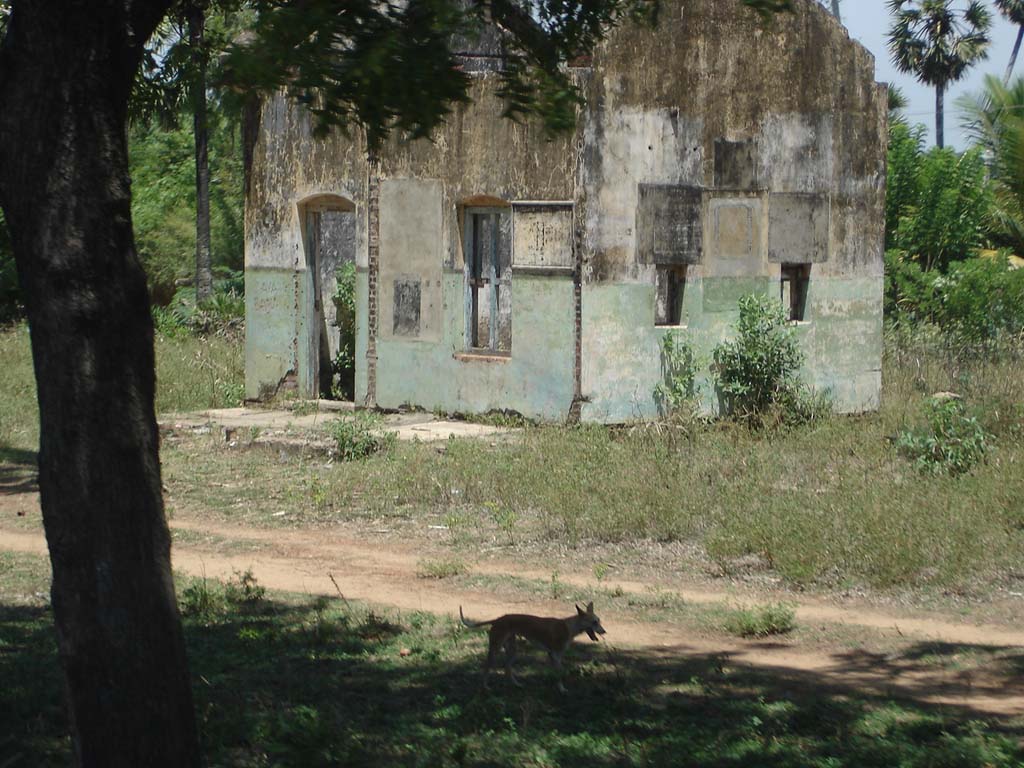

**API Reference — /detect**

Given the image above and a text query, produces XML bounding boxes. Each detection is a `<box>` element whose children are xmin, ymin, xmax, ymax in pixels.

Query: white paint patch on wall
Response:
<box><xmin>582</xmin><ymin>108</ymin><xmax>704</xmax><ymax>278</ymax></box>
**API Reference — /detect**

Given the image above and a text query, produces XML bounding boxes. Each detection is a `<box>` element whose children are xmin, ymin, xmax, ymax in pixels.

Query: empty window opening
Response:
<box><xmin>781</xmin><ymin>264</ymin><xmax>810</xmax><ymax>322</ymax></box>
<box><xmin>464</xmin><ymin>206</ymin><xmax>512</xmax><ymax>354</ymax></box>
<box><xmin>655</xmin><ymin>265</ymin><xmax>688</xmax><ymax>326</ymax></box>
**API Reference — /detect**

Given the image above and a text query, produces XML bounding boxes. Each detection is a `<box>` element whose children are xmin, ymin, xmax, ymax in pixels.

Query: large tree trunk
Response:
<box><xmin>0</xmin><ymin>2</ymin><xmax>202</xmax><ymax>766</ymax></box>
<box><xmin>1005</xmin><ymin>25</ymin><xmax>1024</xmax><ymax>86</ymax></box>
<box><xmin>936</xmin><ymin>83</ymin><xmax>945</xmax><ymax>149</ymax></box>
<box><xmin>188</xmin><ymin>1</ymin><xmax>214</xmax><ymax>303</ymax></box>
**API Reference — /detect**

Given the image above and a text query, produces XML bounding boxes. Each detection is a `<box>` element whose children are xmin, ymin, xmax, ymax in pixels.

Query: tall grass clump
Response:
<box><xmin>155</xmin><ymin>332</ymin><xmax>245</xmax><ymax>413</ymax></box>
<box><xmin>0</xmin><ymin>324</ymin><xmax>38</xmax><ymax>452</ymax></box>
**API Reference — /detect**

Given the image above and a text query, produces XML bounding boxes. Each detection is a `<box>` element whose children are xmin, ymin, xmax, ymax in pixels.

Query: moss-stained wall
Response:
<box><xmin>245</xmin><ymin>0</ymin><xmax>885</xmax><ymax>420</ymax></box>
<box><xmin>575</xmin><ymin>0</ymin><xmax>885</xmax><ymax>420</ymax></box>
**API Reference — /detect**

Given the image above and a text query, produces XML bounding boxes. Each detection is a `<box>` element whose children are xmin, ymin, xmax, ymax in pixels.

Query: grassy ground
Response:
<box><xmin>0</xmin><ymin>323</ymin><xmax>243</xmax><ymax>455</ymax></box>
<box><xmin>2</xmin><ymin>553</ymin><xmax>1022</xmax><ymax>768</ymax></box>
<box><xmin>158</xmin><ymin>333</ymin><xmax>1024</xmax><ymax>593</ymax></box>
<box><xmin>3</xmin><ymin>322</ymin><xmax>1023</xmax><ymax>594</ymax></box>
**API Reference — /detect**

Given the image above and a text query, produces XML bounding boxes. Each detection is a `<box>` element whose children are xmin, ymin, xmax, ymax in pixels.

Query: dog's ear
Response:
<box><xmin>576</xmin><ymin>604</ymin><xmax>585</xmax><ymax>615</ymax></box>
<box><xmin>586</xmin><ymin>601</ymin><xmax>594</xmax><ymax>613</ymax></box>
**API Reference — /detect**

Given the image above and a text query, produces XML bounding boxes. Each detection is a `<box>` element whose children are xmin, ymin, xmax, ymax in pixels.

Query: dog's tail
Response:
<box><xmin>459</xmin><ymin>606</ymin><xmax>493</xmax><ymax>629</ymax></box>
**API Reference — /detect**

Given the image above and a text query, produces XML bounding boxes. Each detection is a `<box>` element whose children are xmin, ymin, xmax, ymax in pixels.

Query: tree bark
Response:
<box><xmin>1005</xmin><ymin>25</ymin><xmax>1024</xmax><ymax>86</ymax></box>
<box><xmin>188</xmin><ymin>1</ymin><xmax>214</xmax><ymax>303</ymax></box>
<box><xmin>936</xmin><ymin>83</ymin><xmax>945</xmax><ymax>149</ymax></box>
<box><xmin>0</xmin><ymin>2</ymin><xmax>201</xmax><ymax>766</ymax></box>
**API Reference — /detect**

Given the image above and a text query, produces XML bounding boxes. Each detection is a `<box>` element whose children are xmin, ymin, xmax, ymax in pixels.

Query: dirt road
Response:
<box><xmin>4</xmin><ymin>512</ymin><xmax>1023</xmax><ymax>717</ymax></box>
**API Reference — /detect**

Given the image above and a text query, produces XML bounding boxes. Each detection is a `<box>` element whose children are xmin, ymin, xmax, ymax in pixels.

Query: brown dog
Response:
<box><xmin>460</xmin><ymin>603</ymin><xmax>606</xmax><ymax>692</ymax></box>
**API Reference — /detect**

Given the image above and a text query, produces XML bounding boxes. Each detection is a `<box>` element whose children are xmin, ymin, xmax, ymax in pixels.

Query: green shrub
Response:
<box><xmin>179</xmin><ymin>577</ymin><xmax>228</xmax><ymax>621</ymax></box>
<box><xmin>329</xmin><ymin>413</ymin><xmax>396</xmax><ymax>461</ymax></box>
<box><xmin>885</xmin><ymin>252</ymin><xmax>1024</xmax><ymax>341</ymax></box>
<box><xmin>156</xmin><ymin>279</ymin><xmax>245</xmax><ymax>337</ymax></box>
<box><xmin>180</xmin><ymin>570</ymin><xmax>265</xmax><ymax>621</ymax></box>
<box><xmin>937</xmin><ymin>256</ymin><xmax>1024</xmax><ymax>341</ymax></box>
<box><xmin>654</xmin><ymin>330</ymin><xmax>698</xmax><ymax>416</ymax></box>
<box><xmin>331</xmin><ymin>261</ymin><xmax>357</xmax><ymax>399</ymax></box>
<box><xmin>224</xmin><ymin>568</ymin><xmax>266</xmax><ymax>604</ymax></box>
<box><xmin>897</xmin><ymin>397</ymin><xmax>992</xmax><ymax>476</ymax></box>
<box><xmin>890</xmin><ymin>146</ymin><xmax>991</xmax><ymax>271</ymax></box>
<box><xmin>722</xmin><ymin>603</ymin><xmax>796</xmax><ymax>638</ymax></box>
<box><xmin>712</xmin><ymin>294</ymin><xmax>817</xmax><ymax>424</ymax></box>
<box><xmin>130</xmin><ymin>118</ymin><xmax>244</xmax><ymax>303</ymax></box>
<box><xmin>415</xmin><ymin>558</ymin><xmax>467</xmax><ymax>579</ymax></box>
<box><xmin>886</xmin><ymin>120</ymin><xmax>926</xmax><ymax>249</ymax></box>
<box><xmin>884</xmin><ymin>249</ymin><xmax>938</xmax><ymax>325</ymax></box>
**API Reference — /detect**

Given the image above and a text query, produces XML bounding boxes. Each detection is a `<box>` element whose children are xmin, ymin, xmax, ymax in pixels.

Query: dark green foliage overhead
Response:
<box><xmin>224</xmin><ymin>0</ymin><xmax>792</xmax><ymax>148</ymax></box>
<box><xmin>132</xmin><ymin>1</ymin><xmax>252</xmax><ymax>129</ymax></box>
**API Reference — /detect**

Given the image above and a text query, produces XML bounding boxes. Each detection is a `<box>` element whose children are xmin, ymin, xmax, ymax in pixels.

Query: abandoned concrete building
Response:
<box><xmin>244</xmin><ymin>0</ymin><xmax>886</xmax><ymax>422</ymax></box>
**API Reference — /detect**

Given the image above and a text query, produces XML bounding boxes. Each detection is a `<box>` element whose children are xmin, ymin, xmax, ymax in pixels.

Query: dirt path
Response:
<box><xmin>168</xmin><ymin>518</ymin><xmax>1024</xmax><ymax>649</ymax></box>
<box><xmin>4</xmin><ymin>522</ymin><xmax>1023</xmax><ymax>717</ymax></box>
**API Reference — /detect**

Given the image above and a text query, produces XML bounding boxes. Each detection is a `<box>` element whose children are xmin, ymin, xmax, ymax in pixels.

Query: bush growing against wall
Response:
<box><xmin>712</xmin><ymin>295</ymin><xmax>826</xmax><ymax>425</ymax></box>
<box><xmin>654</xmin><ymin>330</ymin><xmax>698</xmax><ymax>417</ymax></box>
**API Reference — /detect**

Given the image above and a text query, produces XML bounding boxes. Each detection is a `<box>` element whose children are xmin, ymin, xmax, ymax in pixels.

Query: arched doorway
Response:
<box><xmin>298</xmin><ymin>194</ymin><xmax>356</xmax><ymax>399</ymax></box>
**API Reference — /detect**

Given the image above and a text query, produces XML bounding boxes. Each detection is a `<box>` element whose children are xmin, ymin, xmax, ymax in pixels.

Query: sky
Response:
<box><xmin>839</xmin><ymin>0</ymin><xmax>1021</xmax><ymax>149</ymax></box>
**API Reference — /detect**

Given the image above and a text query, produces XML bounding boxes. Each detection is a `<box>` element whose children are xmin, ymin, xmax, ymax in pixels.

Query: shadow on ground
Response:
<box><xmin>0</xmin><ymin>445</ymin><xmax>37</xmax><ymax>496</ymax></box>
<box><xmin>2</xmin><ymin>595</ymin><xmax>1022</xmax><ymax>768</ymax></box>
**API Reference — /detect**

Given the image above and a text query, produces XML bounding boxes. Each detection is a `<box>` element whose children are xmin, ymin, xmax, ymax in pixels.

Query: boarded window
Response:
<box><xmin>393</xmin><ymin>279</ymin><xmax>422</xmax><ymax>337</ymax></box>
<box><xmin>636</xmin><ymin>185</ymin><xmax>703</xmax><ymax>265</ymax></box>
<box><xmin>655</xmin><ymin>265</ymin><xmax>687</xmax><ymax>326</ymax></box>
<box><xmin>768</xmin><ymin>193</ymin><xmax>829</xmax><ymax>264</ymax></box>
<box><xmin>512</xmin><ymin>203</ymin><xmax>573</xmax><ymax>270</ymax></box>
<box><xmin>781</xmin><ymin>264</ymin><xmax>810</xmax><ymax>322</ymax></box>
<box><xmin>464</xmin><ymin>207</ymin><xmax>512</xmax><ymax>353</ymax></box>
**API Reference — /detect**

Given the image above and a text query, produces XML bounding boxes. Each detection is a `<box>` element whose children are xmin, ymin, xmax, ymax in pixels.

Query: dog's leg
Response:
<box><xmin>503</xmin><ymin>636</ymin><xmax>522</xmax><ymax>687</ymax></box>
<box><xmin>548</xmin><ymin>651</ymin><xmax>567</xmax><ymax>694</ymax></box>
<box><xmin>483</xmin><ymin>631</ymin><xmax>501</xmax><ymax>690</ymax></box>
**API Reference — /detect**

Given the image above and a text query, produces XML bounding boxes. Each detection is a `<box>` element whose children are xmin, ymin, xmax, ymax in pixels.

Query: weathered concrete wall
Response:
<box><xmin>576</xmin><ymin>0</ymin><xmax>886</xmax><ymax>420</ymax></box>
<box><xmin>245</xmin><ymin>0</ymin><xmax>885</xmax><ymax>420</ymax></box>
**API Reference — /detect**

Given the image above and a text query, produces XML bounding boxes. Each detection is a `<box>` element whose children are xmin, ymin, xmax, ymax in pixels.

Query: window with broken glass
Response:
<box><xmin>463</xmin><ymin>207</ymin><xmax>512</xmax><ymax>354</ymax></box>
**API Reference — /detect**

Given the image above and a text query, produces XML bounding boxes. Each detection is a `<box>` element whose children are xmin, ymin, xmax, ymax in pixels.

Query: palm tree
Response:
<box><xmin>996</xmin><ymin>1</ymin><xmax>1024</xmax><ymax>84</ymax></box>
<box><xmin>960</xmin><ymin>74</ymin><xmax>1024</xmax><ymax>252</ymax></box>
<box><xmin>888</xmin><ymin>0</ymin><xmax>992</xmax><ymax>148</ymax></box>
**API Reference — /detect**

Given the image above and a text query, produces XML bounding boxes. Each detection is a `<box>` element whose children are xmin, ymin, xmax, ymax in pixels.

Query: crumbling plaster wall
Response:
<box><xmin>245</xmin><ymin>0</ymin><xmax>886</xmax><ymax>420</ymax></box>
<box><xmin>576</xmin><ymin>0</ymin><xmax>886</xmax><ymax>421</ymax></box>
<box><xmin>246</xmin><ymin>80</ymin><xmax>581</xmax><ymax>416</ymax></box>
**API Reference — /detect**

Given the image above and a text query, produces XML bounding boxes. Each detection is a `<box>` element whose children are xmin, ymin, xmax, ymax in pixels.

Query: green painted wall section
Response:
<box><xmin>245</xmin><ymin>268</ymin><xmax>300</xmax><ymax>400</ymax></box>
<box><xmin>372</xmin><ymin>273</ymin><xmax>575</xmax><ymax>420</ymax></box>
<box><xmin>580</xmin><ymin>276</ymin><xmax>883</xmax><ymax>423</ymax></box>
